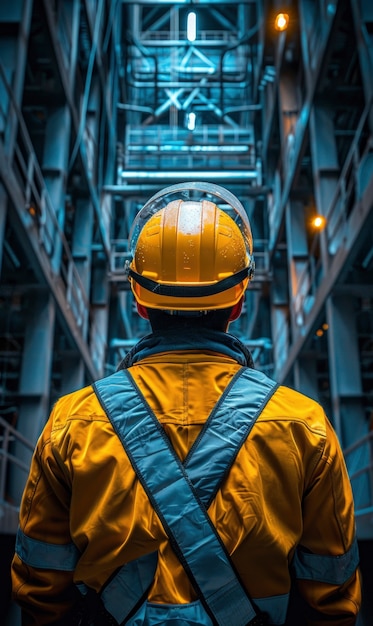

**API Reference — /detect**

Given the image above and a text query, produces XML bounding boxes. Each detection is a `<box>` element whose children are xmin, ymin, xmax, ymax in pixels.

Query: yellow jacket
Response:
<box><xmin>11</xmin><ymin>330</ymin><xmax>361</xmax><ymax>624</ymax></box>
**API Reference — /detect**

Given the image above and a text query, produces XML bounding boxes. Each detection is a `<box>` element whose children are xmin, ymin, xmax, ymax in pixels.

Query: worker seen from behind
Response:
<box><xmin>11</xmin><ymin>182</ymin><xmax>361</xmax><ymax>625</ymax></box>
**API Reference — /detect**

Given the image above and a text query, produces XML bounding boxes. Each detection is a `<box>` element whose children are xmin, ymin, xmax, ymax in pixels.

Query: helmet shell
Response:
<box><xmin>128</xmin><ymin>182</ymin><xmax>254</xmax><ymax>311</ymax></box>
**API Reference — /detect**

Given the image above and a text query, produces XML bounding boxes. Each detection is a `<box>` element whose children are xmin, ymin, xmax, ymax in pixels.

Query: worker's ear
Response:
<box><xmin>136</xmin><ymin>302</ymin><xmax>149</xmax><ymax>320</ymax></box>
<box><xmin>228</xmin><ymin>297</ymin><xmax>244</xmax><ymax>322</ymax></box>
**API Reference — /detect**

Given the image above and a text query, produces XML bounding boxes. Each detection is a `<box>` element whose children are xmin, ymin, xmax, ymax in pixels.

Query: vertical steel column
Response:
<box><xmin>278</xmin><ymin>69</ymin><xmax>299</xmax><ymax>179</ymax></box>
<box><xmin>326</xmin><ymin>294</ymin><xmax>371</xmax><ymax>548</ymax></box>
<box><xmin>270</xmin><ymin>63</ymin><xmax>300</xmax><ymax>380</ymax></box>
<box><xmin>67</xmin><ymin>0</ymin><xmax>81</xmax><ymax>93</ymax></box>
<box><xmin>285</xmin><ymin>199</ymin><xmax>309</xmax><ymax>330</ymax></box>
<box><xmin>0</xmin><ymin>185</ymin><xmax>7</xmax><ymax>277</ymax></box>
<box><xmin>271</xmin><ymin>262</ymin><xmax>290</xmax><ymax>381</ymax></box>
<box><xmin>0</xmin><ymin>0</ymin><xmax>33</xmax><ymax>157</ymax></box>
<box><xmin>42</xmin><ymin>106</ymin><xmax>71</xmax><ymax>273</ymax></box>
<box><xmin>58</xmin><ymin>197</ymin><xmax>96</xmax><ymax>394</ymax></box>
<box><xmin>293</xmin><ymin>356</ymin><xmax>320</xmax><ymax>402</ymax></box>
<box><xmin>9</xmin><ymin>292</ymin><xmax>56</xmax><ymax>502</ymax></box>
<box><xmin>90</xmin><ymin>265</ymin><xmax>109</xmax><ymax>376</ymax></box>
<box><xmin>72</xmin><ymin>198</ymin><xmax>94</xmax><ymax>339</ymax></box>
<box><xmin>309</xmin><ymin>104</ymin><xmax>339</xmax><ymax>269</ymax></box>
<box><xmin>326</xmin><ymin>295</ymin><xmax>367</xmax><ymax>445</ymax></box>
<box><xmin>350</xmin><ymin>0</ymin><xmax>373</xmax><ymax>131</ymax></box>
<box><xmin>60</xmin><ymin>355</ymin><xmax>85</xmax><ymax>396</ymax></box>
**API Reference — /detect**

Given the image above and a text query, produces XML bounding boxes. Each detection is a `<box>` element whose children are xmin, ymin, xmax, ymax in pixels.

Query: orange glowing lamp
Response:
<box><xmin>312</xmin><ymin>215</ymin><xmax>326</xmax><ymax>230</ymax></box>
<box><xmin>274</xmin><ymin>13</ymin><xmax>289</xmax><ymax>31</ymax></box>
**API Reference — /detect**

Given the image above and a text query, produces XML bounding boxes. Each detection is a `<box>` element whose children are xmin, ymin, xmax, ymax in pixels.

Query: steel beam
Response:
<box><xmin>105</xmin><ymin>184</ymin><xmax>270</xmax><ymax>197</ymax></box>
<box><xmin>121</xmin><ymin>0</ymin><xmax>257</xmax><ymax>4</ymax></box>
<box><xmin>119</xmin><ymin>170</ymin><xmax>258</xmax><ymax>182</ymax></box>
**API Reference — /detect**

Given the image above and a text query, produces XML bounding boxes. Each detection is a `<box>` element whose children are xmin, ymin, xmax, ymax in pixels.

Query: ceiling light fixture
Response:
<box><xmin>187</xmin><ymin>111</ymin><xmax>196</xmax><ymax>131</ymax></box>
<box><xmin>187</xmin><ymin>11</ymin><xmax>197</xmax><ymax>42</ymax></box>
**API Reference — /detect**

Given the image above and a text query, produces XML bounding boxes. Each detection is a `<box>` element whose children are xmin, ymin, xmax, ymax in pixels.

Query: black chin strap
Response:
<box><xmin>128</xmin><ymin>266</ymin><xmax>253</xmax><ymax>298</ymax></box>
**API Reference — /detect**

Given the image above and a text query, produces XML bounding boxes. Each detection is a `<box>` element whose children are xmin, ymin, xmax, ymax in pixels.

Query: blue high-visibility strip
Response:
<box><xmin>94</xmin><ymin>369</ymin><xmax>265</xmax><ymax>626</ymax></box>
<box><xmin>101</xmin><ymin>552</ymin><xmax>158</xmax><ymax>624</ymax></box>
<box><xmin>126</xmin><ymin>592</ymin><xmax>290</xmax><ymax>626</ymax></box>
<box><xmin>15</xmin><ymin>527</ymin><xmax>80</xmax><ymax>571</ymax></box>
<box><xmin>292</xmin><ymin>537</ymin><xmax>360</xmax><ymax>585</ymax></box>
<box><xmin>255</xmin><ymin>592</ymin><xmax>289</xmax><ymax>624</ymax></box>
<box><xmin>185</xmin><ymin>368</ymin><xmax>278</xmax><ymax>507</ymax></box>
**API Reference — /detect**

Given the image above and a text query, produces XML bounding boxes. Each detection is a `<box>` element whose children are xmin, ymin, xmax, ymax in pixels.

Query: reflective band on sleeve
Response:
<box><xmin>15</xmin><ymin>527</ymin><xmax>80</xmax><ymax>571</ymax></box>
<box><xmin>292</xmin><ymin>537</ymin><xmax>359</xmax><ymax>585</ymax></box>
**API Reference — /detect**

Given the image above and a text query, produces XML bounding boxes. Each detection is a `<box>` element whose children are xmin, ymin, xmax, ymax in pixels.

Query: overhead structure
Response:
<box><xmin>116</xmin><ymin>1</ymin><xmax>262</xmax><ymax>183</ymax></box>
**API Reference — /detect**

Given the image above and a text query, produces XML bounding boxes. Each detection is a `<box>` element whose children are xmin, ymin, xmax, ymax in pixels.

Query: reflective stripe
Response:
<box><xmin>93</xmin><ymin>368</ymin><xmax>277</xmax><ymax>626</ymax></box>
<box><xmin>93</xmin><ymin>368</ymin><xmax>277</xmax><ymax>624</ymax></box>
<box><xmin>76</xmin><ymin>582</ymin><xmax>88</xmax><ymax>595</ymax></box>
<box><xmin>255</xmin><ymin>592</ymin><xmax>289</xmax><ymax>625</ymax></box>
<box><xmin>185</xmin><ymin>368</ymin><xmax>278</xmax><ymax>507</ymax></box>
<box><xmin>128</xmin><ymin>599</ymin><xmax>214</xmax><ymax>625</ymax></box>
<box><xmin>101</xmin><ymin>552</ymin><xmax>158</xmax><ymax>624</ymax></box>
<box><xmin>118</xmin><ymin>593</ymin><xmax>290</xmax><ymax>626</ymax></box>
<box><xmin>15</xmin><ymin>527</ymin><xmax>80</xmax><ymax>571</ymax></box>
<box><xmin>292</xmin><ymin>536</ymin><xmax>359</xmax><ymax>585</ymax></box>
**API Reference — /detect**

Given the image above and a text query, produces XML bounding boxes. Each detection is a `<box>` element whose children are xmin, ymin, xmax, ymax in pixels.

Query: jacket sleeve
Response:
<box><xmin>290</xmin><ymin>416</ymin><xmax>361</xmax><ymax>625</ymax></box>
<box><xmin>11</xmin><ymin>409</ymin><xmax>81</xmax><ymax>625</ymax></box>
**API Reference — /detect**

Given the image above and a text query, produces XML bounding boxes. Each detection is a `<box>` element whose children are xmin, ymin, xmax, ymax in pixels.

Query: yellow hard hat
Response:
<box><xmin>127</xmin><ymin>182</ymin><xmax>255</xmax><ymax>311</ymax></box>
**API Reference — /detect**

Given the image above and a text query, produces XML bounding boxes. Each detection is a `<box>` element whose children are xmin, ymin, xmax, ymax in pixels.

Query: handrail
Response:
<box><xmin>0</xmin><ymin>62</ymin><xmax>106</xmax><ymax>376</ymax></box>
<box><xmin>344</xmin><ymin>430</ymin><xmax>373</xmax><ymax>457</ymax></box>
<box><xmin>344</xmin><ymin>431</ymin><xmax>373</xmax><ymax>522</ymax></box>
<box><xmin>0</xmin><ymin>64</ymin><xmax>88</xmax><ymax>321</ymax></box>
<box><xmin>0</xmin><ymin>416</ymin><xmax>34</xmax><ymax>509</ymax></box>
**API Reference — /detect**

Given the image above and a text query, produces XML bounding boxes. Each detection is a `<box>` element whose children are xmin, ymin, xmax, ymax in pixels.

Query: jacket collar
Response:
<box><xmin>118</xmin><ymin>329</ymin><xmax>254</xmax><ymax>369</ymax></box>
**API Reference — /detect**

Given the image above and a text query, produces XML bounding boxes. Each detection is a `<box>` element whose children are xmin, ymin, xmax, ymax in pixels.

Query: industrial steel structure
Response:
<box><xmin>0</xmin><ymin>0</ymin><xmax>372</xmax><ymax>622</ymax></box>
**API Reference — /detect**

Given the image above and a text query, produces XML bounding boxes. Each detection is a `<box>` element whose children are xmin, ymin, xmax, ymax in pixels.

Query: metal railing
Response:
<box><xmin>344</xmin><ymin>431</ymin><xmax>373</xmax><ymax>539</ymax></box>
<box><xmin>0</xmin><ymin>62</ymin><xmax>107</xmax><ymax>378</ymax></box>
<box><xmin>0</xmin><ymin>415</ymin><xmax>34</xmax><ymax>533</ymax></box>
<box><xmin>0</xmin><ymin>63</ymin><xmax>89</xmax><ymax>327</ymax></box>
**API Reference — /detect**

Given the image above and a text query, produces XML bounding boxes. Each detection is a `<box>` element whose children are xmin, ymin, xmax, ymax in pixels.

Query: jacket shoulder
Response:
<box><xmin>261</xmin><ymin>383</ymin><xmax>328</xmax><ymax>437</ymax></box>
<box><xmin>51</xmin><ymin>382</ymin><xmax>106</xmax><ymax>430</ymax></box>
